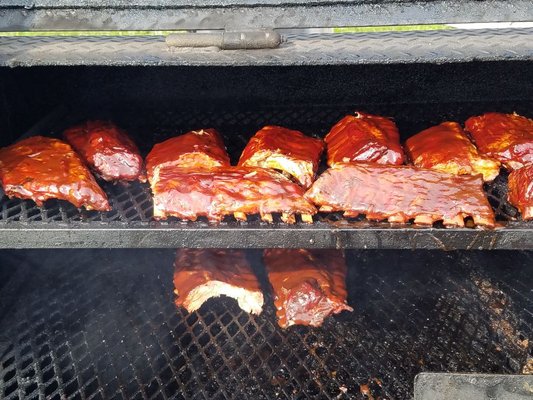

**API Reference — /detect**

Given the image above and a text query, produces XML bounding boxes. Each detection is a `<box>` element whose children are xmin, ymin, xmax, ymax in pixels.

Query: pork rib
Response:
<box><xmin>146</xmin><ymin>128</ymin><xmax>230</xmax><ymax>184</ymax></box>
<box><xmin>263</xmin><ymin>249</ymin><xmax>353</xmax><ymax>328</ymax></box>
<box><xmin>152</xmin><ymin>166</ymin><xmax>317</xmax><ymax>223</ymax></box>
<box><xmin>465</xmin><ymin>112</ymin><xmax>533</xmax><ymax>170</ymax></box>
<box><xmin>406</xmin><ymin>121</ymin><xmax>500</xmax><ymax>182</ymax></box>
<box><xmin>305</xmin><ymin>162</ymin><xmax>495</xmax><ymax>227</ymax></box>
<box><xmin>64</xmin><ymin>120</ymin><xmax>145</xmax><ymax>182</ymax></box>
<box><xmin>0</xmin><ymin>136</ymin><xmax>110</xmax><ymax>211</ymax></box>
<box><xmin>238</xmin><ymin>125</ymin><xmax>324</xmax><ymax>188</ymax></box>
<box><xmin>508</xmin><ymin>165</ymin><xmax>533</xmax><ymax>220</ymax></box>
<box><xmin>325</xmin><ymin>111</ymin><xmax>405</xmax><ymax>166</ymax></box>
<box><xmin>174</xmin><ymin>249</ymin><xmax>263</xmax><ymax>314</ymax></box>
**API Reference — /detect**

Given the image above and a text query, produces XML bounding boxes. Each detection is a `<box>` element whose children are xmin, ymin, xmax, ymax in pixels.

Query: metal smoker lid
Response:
<box><xmin>0</xmin><ymin>0</ymin><xmax>532</xmax><ymax>31</ymax></box>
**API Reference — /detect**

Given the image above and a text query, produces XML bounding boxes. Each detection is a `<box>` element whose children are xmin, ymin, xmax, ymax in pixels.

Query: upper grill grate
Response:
<box><xmin>0</xmin><ymin>102</ymin><xmax>531</xmax><ymax>249</ymax></box>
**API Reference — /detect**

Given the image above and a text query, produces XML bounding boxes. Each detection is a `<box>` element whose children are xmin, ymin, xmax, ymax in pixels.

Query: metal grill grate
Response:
<box><xmin>0</xmin><ymin>103</ymin><xmax>531</xmax><ymax>249</ymax></box>
<box><xmin>0</xmin><ymin>103</ymin><xmax>529</xmax><ymax>224</ymax></box>
<box><xmin>0</xmin><ymin>250</ymin><xmax>531</xmax><ymax>399</ymax></box>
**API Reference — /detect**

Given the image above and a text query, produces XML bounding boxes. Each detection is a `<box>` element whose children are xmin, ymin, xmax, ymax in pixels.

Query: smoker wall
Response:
<box><xmin>0</xmin><ymin>61</ymin><xmax>531</xmax><ymax>146</ymax></box>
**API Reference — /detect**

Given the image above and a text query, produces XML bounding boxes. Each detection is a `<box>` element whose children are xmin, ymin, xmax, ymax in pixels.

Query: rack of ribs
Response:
<box><xmin>508</xmin><ymin>165</ymin><xmax>533</xmax><ymax>220</ymax></box>
<box><xmin>465</xmin><ymin>112</ymin><xmax>533</xmax><ymax>170</ymax></box>
<box><xmin>263</xmin><ymin>249</ymin><xmax>353</xmax><ymax>328</ymax></box>
<box><xmin>145</xmin><ymin>128</ymin><xmax>230</xmax><ymax>184</ymax></box>
<box><xmin>174</xmin><ymin>249</ymin><xmax>264</xmax><ymax>315</ymax></box>
<box><xmin>238</xmin><ymin>125</ymin><xmax>324</xmax><ymax>188</ymax></box>
<box><xmin>405</xmin><ymin>121</ymin><xmax>500</xmax><ymax>181</ymax></box>
<box><xmin>63</xmin><ymin>120</ymin><xmax>145</xmax><ymax>182</ymax></box>
<box><xmin>152</xmin><ymin>166</ymin><xmax>317</xmax><ymax>223</ymax></box>
<box><xmin>305</xmin><ymin>162</ymin><xmax>495</xmax><ymax>227</ymax></box>
<box><xmin>325</xmin><ymin>111</ymin><xmax>405</xmax><ymax>166</ymax></box>
<box><xmin>0</xmin><ymin>136</ymin><xmax>110</xmax><ymax>211</ymax></box>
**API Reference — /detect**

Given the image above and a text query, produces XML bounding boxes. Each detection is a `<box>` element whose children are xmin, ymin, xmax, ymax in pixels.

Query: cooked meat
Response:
<box><xmin>405</xmin><ymin>121</ymin><xmax>500</xmax><ymax>181</ymax></box>
<box><xmin>263</xmin><ymin>249</ymin><xmax>353</xmax><ymax>328</ymax></box>
<box><xmin>0</xmin><ymin>136</ymin><xmax>110</xmax><ymax>211</ymax></box>
<box><xmin>63</xmin><ymin>120</ymin><xmax>145</xmax><ymax>182</ymax></box>
<box><xmin>152</xmin><ymin>166</ymin><xmax>317</xmax><ymax>223</ymax></box>
<box><xmin>174</xmin><ymin>249</ymin><xmax>263</xmax><ymax>314</ymax></box>
<box><xmin>508</xmin><ymin>165</ymin><xmax>533</xmax><ymax>220</ymax></box>
<box><xmin>145</xmin><ymin>129</ymin><xmax>230</xmax><ymax>184</ymax></box>
<box><xmin>238</xmin><ymin>125</ymin><xmax>324</xmax><ymax>188</ymax></box>
<box><xmin>305</xmin><ymin>162</ymin><xmax>495</xmax><ymax>227</ymax></box>
<box><xmin>325</xmin><ymin>111</ymin><xmax>405</xmax><ymax>166</ymax></box>
<box><xmin>465</xmin><ymin>112</ymin><xmax>533</xmax><ymax>170</ymax></box>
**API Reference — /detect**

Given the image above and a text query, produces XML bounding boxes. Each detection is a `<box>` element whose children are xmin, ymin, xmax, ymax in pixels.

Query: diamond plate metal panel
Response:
<box><xmin>0</xmin><ymin>29</ymin><xmax>532</xmax><ymax>67</ymax></box>
<box><xmin>1</xmin><ymin>1</ymin><xmax>532</xmax><ymax>31</ymax></box>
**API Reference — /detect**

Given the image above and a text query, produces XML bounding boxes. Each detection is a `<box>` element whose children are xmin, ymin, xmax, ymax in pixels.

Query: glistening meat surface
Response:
<box><xmin>508</xmin><ymin>165</ymin><xmax>533</xmax><ymax>220</ymax></box>
<box><xmin>145</xmin><ymin>129</ymin><xmax>230</xmax><ymax>184</ymax></box>
<box><xmin>64</xmin><ymin>120</ymin><xmax>145</xmax><ymax>182</ymax></box>
<box><xmin>465</xmin><ymin>112</ymin><xmax>533</xmax><ymax>170</ymax></box>
<box><xmin>0</xmin><ymin>136</ymin><xmax>110</xmax><ymax>211</ymax></box>
<box><xmin>305</xmin><ymin>162</ymin><xmax>495</xmax><ymax>227</ymax></box>
<box><xmin>152</xmin><ymin>166</ymin><xmax>317</xmax><ymax>223</ymax></box>
<box><xmin>325</xmin><ymin>111</ymin><xmax>405</xmax><ymax>166</ymax></box>
<box><xmin>238</xmin><ymin>125</ymin><xmax>324</xmax><ymax>188</ymax></box>
<box><xmin>174</xmin><ymin>249</ymin><xmax>263</xmax><ymax>314</ymax></box>
<box><xmin>263</xmin><ymin>249</ymin><xmax>353</xmax><ymax>328</ymax></box>
<box><xmin>406</xmin><ymin>121</ymin><xmax>500</xmax><ymax>182</ymax></box>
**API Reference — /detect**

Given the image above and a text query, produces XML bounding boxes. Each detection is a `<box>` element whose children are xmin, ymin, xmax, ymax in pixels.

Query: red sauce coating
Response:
<box><xmin>263</xmin><ymin>249</ymin><xmax>353</xmax><ymax>328</ymax></box>
<box><xmin>405</xmin><ymin>121</ymin><xmax>501</xmax><ymax>182</ymax></box>
<box><xmin>145</xmin><ymin>129</ymin><xmax>230</xmax><ymax>182</ymax></box>
<box><xmin>0</xmin><ymin>136</ymin><xmax>110</xmax><ymax>211</ymax></box>
<box><xmin>305</xmin><ymin>162</ymin><xmax>495</xmax><ymax>227</ymax></box>
<box><xmin>63</xmin><ymin>120</ymin><xmax>145</xmax><ymax>182</ymax></box>
<box><xmin>152</xmin><ymin>166</ymin><xmax>317</xmax><ymax>222</ymax></box>
<box><xmin>325</xmin><ymin>112</ymin><xmax>405</xmax><ymax>166</ymax></box>
<box><xmin>508</xmin><ymin>165</ymin><xmax>533</xmax><ymax>220</ymax></box>
<box><xmin>238</xmin><ymin>125</ymin><xmax>324</xmax><ymax>188</ymax></box>
<box><xmin>465</xmin><ymin>112</ymin><xmax>533</xmax><ymax>170</ymax></box>
<box><xmin>174</xmin><ymin>249</ymin><xmax>263</xmax><ymax>314</ymax></box>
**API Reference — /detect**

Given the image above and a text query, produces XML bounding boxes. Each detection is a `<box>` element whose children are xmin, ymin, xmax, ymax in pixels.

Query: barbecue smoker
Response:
<box><xmin>0</xmin><ymin>1</ymin><xmax>532</xmax><ymax>399</ymax></box>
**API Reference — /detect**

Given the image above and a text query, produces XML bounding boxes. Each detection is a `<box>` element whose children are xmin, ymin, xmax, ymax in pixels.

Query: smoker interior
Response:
<box><xmin>0</xmin><ymin>249</ymin><xmax>532</xmax><ymax>399</ymax></box>
<box><xmin>0</xmin><ymin>62</ymin><xmax>532</xmax><ymax>248</ymax></box>
<box><xmin>0</xmin><ymin>61</ymin><xmax>532</xmax><ymax>398</ymax></box>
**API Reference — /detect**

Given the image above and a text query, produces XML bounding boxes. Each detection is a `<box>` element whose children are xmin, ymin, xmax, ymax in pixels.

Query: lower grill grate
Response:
<box><xmin>0</xmin><ymin>250</ymin><xmax>531</xmax><ymax>399</ymax></box>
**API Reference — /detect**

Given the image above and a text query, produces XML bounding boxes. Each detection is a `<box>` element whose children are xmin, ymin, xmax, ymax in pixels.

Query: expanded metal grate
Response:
<box><xmin>0</xmin><ymin>250</ymin><xmax>531</xmax><ymax>399</ymax></box>
<box><xmin>0</xmin><ymin>102</ymin><xmax>529</xmax><ymax>225</ymax></box>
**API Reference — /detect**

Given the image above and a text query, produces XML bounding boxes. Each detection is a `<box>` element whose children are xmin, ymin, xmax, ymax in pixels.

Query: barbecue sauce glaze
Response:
<box><xmin>465</xmin><ymin>112</ymin><xmax>533</xmax><ymax>170</ymax></box>
<box><xmin>305</xmin><ymin>162</ymin><xmax>495</xmax><ymax>227</ymax></box>
<box><xmin>0</xmin><ymin>136</ymin><xmax>110</xmax><ymax>210</ymax></box>
<box><xmin>146</xmin><ymin>128</ymin><xmax>230</xmax><ymax>182</ymax></box>
<box><xmin>508</xmin><ymin>164</ymin><xmax>533</xmax><ymax>220</ymax></box>
<box><xmin>264</xmin><ymin>249</ymin><xmax>353</xmax><ymax>328</ymax></box>
<box><xmin>325</xmin><ymin>112</ymin><xmax>405</xmax><ymax>166</ymax></box>
<box><xmin>174</xmin><ymin>249</ymin><xmax>264</xmax><ymax>315</ymax></box>
<box><xmin>238</xmin><ymin>125</ymin><xmax>324</xmax><ymax>188</ymax></box>
<box><xmin>152</xmin><ymin>166</ymin><xmax>317</xmax><ymax>222</ymax></box>
<box><xmin>405</xmin><ymin>121</ymin><xmax>500</xmax><ymax>182</ymax></box>
<box><xmin>64</xmin><ymin>120</ymin><xmax>145</xmax><ymax>182</ymax></box>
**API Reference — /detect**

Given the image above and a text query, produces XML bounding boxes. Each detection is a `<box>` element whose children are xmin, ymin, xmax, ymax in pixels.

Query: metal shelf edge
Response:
<box><xmin>0</xmin><ymin>224</ymin><xmax>530</xmax><ymax>249</ymax></box>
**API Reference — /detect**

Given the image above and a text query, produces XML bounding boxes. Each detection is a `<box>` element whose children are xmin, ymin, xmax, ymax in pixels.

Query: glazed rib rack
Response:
<box><xmin>0</xmin><ymin>102</ymin><xmax>531</xmax><ymax>249</ymax></box>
